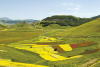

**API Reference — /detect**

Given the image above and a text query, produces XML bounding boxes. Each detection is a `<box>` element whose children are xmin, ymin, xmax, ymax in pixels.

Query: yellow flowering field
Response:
<box><xmin>0</xmin><ymin>44</ymin><xmax>5</xmax><ymax>45</ymax></box>
<box><xmin>34</xmin><ymin>36</ymin><xmax>61</xmax><ymax>44</ymax></box>
<box><xmin>8</xmin><ymin>43</ymin><xmax>82</xmax><ymax>61</ymax></box>
<box><xmin>49</xmin><ymin>38</ymin><xmax>57</xmax><ymax>41</ymax></box>
<box><xmin>39</xmin><ymin>36</ymin><xmax>46</xmax><ymax>38</ymax></box>
<box><xmin>39</xmin><ymin>36</ymin><xmax>57</xmax><ymax>41</ymax></box>
<box><xmin>40</xmin><ymin>53</ymin><xmax>82</xmax><ymax>61</ymax></box>
<box><xmin>43</xmin><ymin>46</ymin><xmax>58</xmax><ymax>53</ymax></box>
<box><xmin>1</xmin><ymin>29</ymin><xmax>8</xmax><ymax>31</ymax></box>
<box><xmin>7</xmin><ymin>36</ymin><xmax>82</xmax><ymax>61</ymax></box>
<box><xmin>0</xmin><ymin>59</ymin><xmax>49</xmax><ymax>67</ymax></box>
<box><xmin>59</xmin><ymin>44</ymin><xmax>72</xmax><ymax>51</ymax></box>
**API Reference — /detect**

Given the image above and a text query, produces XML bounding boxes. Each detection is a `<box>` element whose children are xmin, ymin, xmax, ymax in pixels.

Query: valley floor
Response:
<box><xmin>0</xmin><ymin>28</ymin><xmax>100</xmax><ymax>67</ymax></box>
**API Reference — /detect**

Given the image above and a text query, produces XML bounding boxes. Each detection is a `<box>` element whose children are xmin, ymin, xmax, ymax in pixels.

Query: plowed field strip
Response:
<box><xmin>70</xmin><ymin>44</ymin><xmax>79</xmax><ymax>49</ymax></box>
<box><xmin>77</xmin><ymin>41</ymin><xmax>96</xmax><ymax>47</ymax></box>
<box><xmin>79</xmin><ymin>49</ymin><xmax>100</xmax><ymax>55</ymax></box>
<box><xmin>52</xmin><ymin>45</ymin><xmax>65</xmax><ymax>53</ymax></box>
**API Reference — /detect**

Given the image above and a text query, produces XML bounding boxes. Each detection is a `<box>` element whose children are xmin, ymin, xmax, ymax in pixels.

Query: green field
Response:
<box><xmin>0</xmin><ymin>18</ymin><xmax>100</xmax><ymax>67</ymax></box>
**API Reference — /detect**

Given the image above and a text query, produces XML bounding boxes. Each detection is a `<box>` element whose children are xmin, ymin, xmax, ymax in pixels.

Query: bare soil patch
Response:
<box><xmin>77</xmin><ymin>41</ymin><xmax>96</xmax><ymax>47</ymax></box>
<box><xmin>70</xmin><ymin>44</ymin><xmax>79</xmax><ymax>49</ymax></box>
<box><xmin>52</xmin><ymin>45</ymin><xmax>65</xmax><ymax>53</ymax></box>
<box><xmin>79</xmin><ymin>49</ymin><xmax>100</xmax><ymax>55</ymax></box>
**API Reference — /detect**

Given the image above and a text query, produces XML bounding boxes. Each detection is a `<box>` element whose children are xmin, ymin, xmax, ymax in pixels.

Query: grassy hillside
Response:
<box><xmin>1</xmin><ymin>17</ymin><xmax>100</xmax><ymax>67</ymax></box>
<box><xmin>0</xmin><ymin>30</ymin><xmax>47</xmax><ymax>45</ymax></box>
<box><xmin>0</xmin><ymin>24</ymin><xmax>7</xmax><ymax>30</ymax></box>
<box><xmin>47</xmin><ymin>18</ymin><xmax>100</xmax><ymax>36</ymax></box>
<box><xmin>8</xmin><ymin>22</ymin><xmax>36</xmax><ymax>31</ymax></box>
<box><xmin>64</xmin><ymin>18</ymin><xmax>100</xmax><ymax>36</ymax></box>
<box><xmin>43</xmin><ymin>24</ymin><xmax>71</xmax><ymax>30</ymax></box>
<box><xmin>0</xmin><ymin>45</ymin><xmax>44</xmax><ymax>64</ymax></box>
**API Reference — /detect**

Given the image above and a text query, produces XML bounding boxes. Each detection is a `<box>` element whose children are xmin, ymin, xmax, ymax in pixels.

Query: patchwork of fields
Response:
<box><xmin>0</xmin><ymin>59</ymin><xmax>49</xmax><ymax>67</ymax></box>
<box><xmin>7</xmin><ymin>36</ymin><xmax>98</xmax><ymax>62</ymax></box>
<box><xmin>0</xmin><ymin>24</ymin><xmax>100</xmax><ymax>67</ymax></box>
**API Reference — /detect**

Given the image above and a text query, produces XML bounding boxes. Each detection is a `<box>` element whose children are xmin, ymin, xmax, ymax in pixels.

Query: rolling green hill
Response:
<box><xmin>0</xmin><ymin>24</ymin><xmax>7</xmax><ymax>30</ymax></box>
<box><xmin>8</xmin><ymin>21</ymin><xmax>35</xmax><ymax>31</ymax></box>
<box><xmin>1</xmin><ymin>15</ymin><xmax>100</xmax><ymax>67</ymax></box>
<box><xmin>46</xmin><ymin>18</ymin><xmax>100</xmax><ymax>36</ymax></box>
<box><xmin>39</xmin><ymin>15</ymin><xmax>100</xmax><ymax>27</ymax></box>
<box><xmin>43</xmin><ymin>24</ymin><xmax>72</xmax><ymax>30</ymax></box>
<box><xmin>40</xmin><ymin>15</ymin><xmax>92</xmax><ymax>27</ymax></box>
<box><xmin>63</xmin><ymin>18</ymin><xmax>100</xmax><ymax>36</ymax></box>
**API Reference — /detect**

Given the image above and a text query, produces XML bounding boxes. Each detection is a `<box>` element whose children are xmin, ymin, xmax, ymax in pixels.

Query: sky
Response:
<box><xmin>0</xmin><ymin>0</ymin><xmax>100</xmax><ymax>20</ymax></box>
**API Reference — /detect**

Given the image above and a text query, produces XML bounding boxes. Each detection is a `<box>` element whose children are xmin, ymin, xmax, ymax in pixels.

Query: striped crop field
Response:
<box><xmin>77</xmin><ymin>41</ymin><xmax>96</xmax><ymax>47</ymax></box>
<box><xmin>52</xmin><ymin>45</ymin><xmax>65</xmax><ymax>53</ymax></box>
<box><xmin>0</xmin><ymin>59</ymin><xmax>49</xmax><ymax>67</ymax></box>
<box><xmin>8</xmin><ymin>43</ymin><xmax>83</xmax><ymax>61</ymax></box>
<box><xmin>79</xmin><ymin>49</ymin><xmax>100</xmax><ymax>55</ymax></box>
<box><xmin>70</xmin><ymin>44</ymin><xmax>79</xmax><ymax>49</ymax></box>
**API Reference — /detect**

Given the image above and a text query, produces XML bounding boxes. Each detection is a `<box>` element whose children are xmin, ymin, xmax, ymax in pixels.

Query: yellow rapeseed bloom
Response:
<box><xmin>0</xmin><ymin>59</ymin><xmax>49</xmax><ymax>67</ymax></box>
<box><xmin>49</xmin><ymin>38</ymin><xmax>57</xmax><ymax>41</ymax></box>
<box><xmin>59</xmin><ymin>44</ymin><xmax>72</xmax><ymax>51</ymax></box>
<box><xmin>39</xmin><ymin>36</ymin><xmax>45</xmax><ymax>38</ymax></box>
<box><xmin>8</xmin><ymin>44</ymin><xmax>82</xmax><ymax>61</ymax></box>
<box><xmin>0</xmin><ymin>44</ymin><xmax>5</xmax><ymax>45</ymax></box>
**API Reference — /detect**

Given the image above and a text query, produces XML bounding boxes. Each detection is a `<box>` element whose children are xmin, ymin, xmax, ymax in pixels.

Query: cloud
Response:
<box><xmin>50</xmin><ymin>12</ymin><xmax>65</xmax><ymax>15</ymax></box>
<box><xmin>49</xmin><ymin>12</ymin><xmax>96</xmax><ymax>18</ymax></box>
<box><xmin>50</xmin><ymin>12</ymin><xmax>95</xmax><ymax>16</ymax></box>
<box><xmin>67</xmin><ymin>8</ymin><xmax>71</xmax><ymax>10</ymax></box>
<box><xmin>61</xmin><ymin>2</ymin><xmax>81</xmax><ymax>11</ymax></box>
<box><xmin>61</xmin><ymin>2</ymin><xmax>80</xmax><ymax>7</ymax></box>
<box><xmin>74</xmin><ymin>8</ymin><xmax>79</xmax><ymax>11</ymax></box>
<box><xmin>69</xmin><ymin>3</ymin><xmax>74</xmax><ymax>6</ymax></box>
<box><xmin>61</xmin><ymin>3</ymin><xmax>67</xmax><ymax>5</ymax></box>
<box><xmin>61</xmin><ymin>3</ymin><xmax>74</xmax><ymax>6</ymax></box>
<box><xmin>76</xmin><ymin>5</ymin><xmax>81</xmax><ymax>7</ymax></box>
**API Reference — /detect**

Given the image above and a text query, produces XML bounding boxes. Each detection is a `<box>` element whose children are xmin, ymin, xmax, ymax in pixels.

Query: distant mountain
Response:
<box><xmin>0</xmin><ymin>17</ymin><xmax>12</xmax><ymax>20</ymax></box>
<box><xmin>0</xmin><ymin>17</ymin><xmax>40</xmax><ymax>25</ymax></box>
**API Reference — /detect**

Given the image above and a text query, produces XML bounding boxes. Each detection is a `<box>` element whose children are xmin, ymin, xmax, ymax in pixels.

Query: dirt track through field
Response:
<box><xmin>80</xmin><ymin>59</ymin><xmax>98</xmax><ymax>67</ymax></box>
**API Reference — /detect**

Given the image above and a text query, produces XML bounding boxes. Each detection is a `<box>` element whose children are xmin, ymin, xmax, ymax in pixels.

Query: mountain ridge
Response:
<box><xmin>0</xmin><ymin>17</ymin><xmax>40</xmax><ymax>25</ymax></box>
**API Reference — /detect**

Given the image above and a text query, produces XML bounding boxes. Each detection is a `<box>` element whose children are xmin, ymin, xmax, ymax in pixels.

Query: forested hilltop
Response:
<box><xmin>40</xmin><ymin>15</ymin><xmax>100</xmax><ymax>27</ymax></box>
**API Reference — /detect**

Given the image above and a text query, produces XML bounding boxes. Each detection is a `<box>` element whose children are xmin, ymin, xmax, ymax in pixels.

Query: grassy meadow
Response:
<box><xmin>0</xmin><ymin>18</ymin><xmax>100</xmax><ymax>67</ymax></box>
